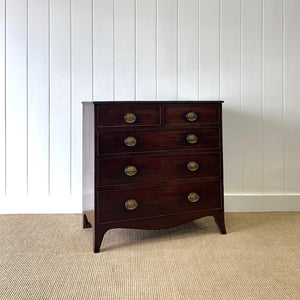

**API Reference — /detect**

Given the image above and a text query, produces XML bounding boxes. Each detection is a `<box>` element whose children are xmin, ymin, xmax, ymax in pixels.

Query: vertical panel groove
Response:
<box><xmin>198</xmin><ymin>0</ymin><xmax>200</xmax><ymax>99</ymax></box>
<box><xmin>135</xmin><ymin>0</ymin><xmax>137</xmax><ymax>100</ymax></box>
<box><xmin>282</xmin><ymin>0</ymin><xmax>286</xmax><ymax>193</ymax></box>
<box><xmin>48</xmin><ymin>0</ymin><xmax>50</xmax><ymax>195</ymax></box>
<box><xmin>69</xmin><ymin>0</ymin><xmax>72</xmax><ymax>194</ymax></box>
<box><xmin>218</xmin><ymin>0</ymin><xmax>220</xmax><ymax>100</ymax></box>
<box><xmin>176</xmin><ymin>0</ymin><xmax>178</xmax><ymax>100</ymax></box>
<box><xmin>261</xmin><ymin>0</ymin><xmax>264</xmax><ymax>193</ymax></box>
<box><xmin>156</xmin><ymin>0</ymin><xmax>158</xmax><ymax>100</ymax></box>
<box><xmin>240</xmin><ymin>0</ymin><xmax>243</xmax><ymax>192</ymax></box>
<box><xmin>4</xmin><ymin>0</ymin><xmax>6</xmax><ymax>196</ymax></box>
<box><xmin>91</xmin><ymin>0</ymin><xmax>94</xmax><ymax>100</ymax></box>
<box><xmin>197</xmin><ymin>0</ymin><xmax>199</xmax><ymax>99</ymax></box>
<box><xmin>113</xmin><ymin>0</ymin><xmax>115</xmax><ymax>101</ymax></box>
<box><xmin>26</xmin><ymin>0</ymin><xmax>28</xmax><ymax>195</ymax></box>
<box><xmin>4</xmin><ymin>0</ymin><xmax>7</xmax><ymax>196</ymax></box>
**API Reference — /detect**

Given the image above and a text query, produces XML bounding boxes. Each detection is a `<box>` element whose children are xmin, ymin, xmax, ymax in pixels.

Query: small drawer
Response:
<box><xmin>98</xmin><ymin>152</ymin><xmax>220</xmax><ymax>187</ymax></box>
<box><xmin>98</xmin><ymin>128</ymin><xmax>220</xmax><ymax>154</ymax></box>
<box><xmin>95</xmin><ymin>106</ymin><xmax>160</xmax><ymax>127</ymax></box>
<box><xmin>98</xmin><ymin>180</ymin><xmax>221</xmax><ymax>223</ymax></box>
<box><xmin>164</xmin><ymin>104</ymin><xmax>220</xmax><ymax>125</ymax></box>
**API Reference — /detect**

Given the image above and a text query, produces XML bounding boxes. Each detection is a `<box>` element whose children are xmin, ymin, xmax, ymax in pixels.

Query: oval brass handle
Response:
<box><xmin>187</xmin><ymin>161</ymin><xmax>199</xmax><ymax>172</ymax></box>
<box><xmin>188</xmin><ymin>192</ymin><xmax>200</xmax><ymax>203</ymax></box>
<box><xmin>124</xmin><ymin>165</ymin><xmax>138</xmax><ymax>176</ymax></box>
<box><xmin>124</xmin><ymin>136</ymin><xmax>137</xmax><ymax>147</ymax></box>
<box><xmin>124</xmin><ymin>112</ymin><xmax>137</xmax><ymax>124</ymax></box>
<box><xmin>125</xmin><ymin>199</ymin><xmax>138</xmax><ymax>210</ymax></box>
<box><xmin>186</xmin><ymin>134</ymin><xmax>198</xmax><ymax>144</ymax></box>
<box><xmin>185</xmin><ymin>111</ymin><xmax>198</xmax><ymax>122</ymax></box>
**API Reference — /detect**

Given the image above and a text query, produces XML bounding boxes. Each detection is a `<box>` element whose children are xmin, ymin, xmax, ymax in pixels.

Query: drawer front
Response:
<box><xmin>164</xmin><ymin>104</ymin><xmax>220</xmax><ymax>125</ymax></box>
<box><xmin>98</xmin><ymin>128</ymin><xmax>220</xmax><ymax>154</ymax></box>
<box><xmin>98</xmin><ymin>180</ymin><xmax>221</xmax><ymax>223</ymax></box>
<box><xmin>98</xmin><ymin>152</ymin><xmax>220</xmax><ymax>187</ymax></box>
<box><xmin>96</xmin><ymin>106</ymin><xmax>160</xmax><ymax>127</ymax></box>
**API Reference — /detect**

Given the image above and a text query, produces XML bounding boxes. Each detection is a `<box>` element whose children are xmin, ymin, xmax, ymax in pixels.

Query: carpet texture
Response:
<box><xmin>0</xmin><ymin>213</ymin><xmax>299</xmax><ymax>299</ymax></box>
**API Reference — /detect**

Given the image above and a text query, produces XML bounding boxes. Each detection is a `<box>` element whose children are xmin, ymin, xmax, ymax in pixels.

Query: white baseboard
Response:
<box><xmin>0</xmin><ymin>195</ymin><xmax>82</xmax><ymax>214</ymax></box>
<box><xmin>225</xmin><ymin>194</ymin><xmax>300</xmax><ymax>212</ymax></box>
<box><xmin>1</xmin><ymin>194</ymin><xmax>300</xmax><ymax>214</ymax></box>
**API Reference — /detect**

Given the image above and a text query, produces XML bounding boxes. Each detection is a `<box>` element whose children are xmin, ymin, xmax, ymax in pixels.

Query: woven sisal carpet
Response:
<box><xmin>0</xmin><ymin>213</ymin><xmax>299</xmax><ymax>299</ymax></box>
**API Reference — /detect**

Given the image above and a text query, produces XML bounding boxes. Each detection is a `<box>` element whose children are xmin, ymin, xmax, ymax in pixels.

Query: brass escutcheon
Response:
<box><xmin>188</xmin><ymin>192</ymin><xmax>200</xmax><ymax>203</ymax></box>
<box><xmin>124</xmin><ymin>165</ymin><xmax>138</xmax><ymax>176</ymax></box>
<box><xmin>125</xmin><ymin>199</ymin><xmax>138</xmax><ymax>210</ymax></box>
<box><xmin>186</xmin><ymin>134</ymin><xmax>198</xmax><ymax>144</ymax></box>
<box><xmin>185</xmin><ymin>111</ymin><xmax>198</xmax><ymax>122</ymax></box>
<box><xmin>124</xmin><ymin>112</ymin><xmax>137</xmax><ymax>124</ymax></box>
<box><xmin>187</xmin><ymin>161</ymin><xmax>199</xmax><ymax>172</ymax></box>
<box><xmin>124</xmin><ymin>136</ymin><xmax>137</xmax><ymax>147</ymax></box>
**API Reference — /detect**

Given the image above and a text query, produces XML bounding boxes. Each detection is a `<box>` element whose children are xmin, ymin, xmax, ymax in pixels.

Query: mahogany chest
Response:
<box><xmin>82</xmin><ymin>101</ymin><xmax>226</xmax><ymax>252</ymax></box>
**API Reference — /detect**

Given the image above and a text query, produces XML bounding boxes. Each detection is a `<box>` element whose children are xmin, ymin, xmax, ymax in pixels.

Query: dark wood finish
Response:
<box><xmin>92</xmin><ymin>210</ymin><xmax>224</xmax><ymax>253</ymax></box>
<box><xmin>98</xmin><ymin>127</ymin><xmax>220</xmax><ymax>155</ymax></box>
<box><xmin>96</xmin><ymin>106</ymin><xmax>160</xmax><ymax>127</ymax></box>
<box><xmin>98</xmin><ymin>180</ymin><xmax>221</xmax><ymax>224</ymax></box>
<box><xmin>82</xmin><ymin>101</ymin><xmax>226</xmax><ymax>253</ymax></box>
<box><xmin>83</xmin><ymin>214</ymin><xmax>92</xmax><ymax>228</ymax></box>
<box><xmin>98</xmin><ymin>152</ymin><xmax>220</xmax><ymax>187</ymax></box>
<box><xmin>214</xmin><ymin>210</ymin><xmax>227</xmax><ymax>234</ymax></box>
<box><xmin>164</xmin><ymin>103</ymin><xmax>220</xmax><ymax>125</ymax></box>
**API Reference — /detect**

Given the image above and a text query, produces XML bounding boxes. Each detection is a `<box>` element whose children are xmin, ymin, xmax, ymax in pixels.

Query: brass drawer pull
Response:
<box><xmin>187</xmin><ymin>161</ymin><xmax>199</xmax><ymax>172</ymax></box>
<box><xmin>186</xmin><ymin>134</ymin><xmax>198</xmax><ymax>144</ymax></box>
<box><xmin>188</xmin><ymin>192</ymin><xmax>200</xmax><ymax>203</ymax></box>
<box><xmin>125</xmin><ymin>199</ymin><xmax>138</xmax><ymax>210</ymax></box>
<box><xmin>185</xmin><ymin>111</ymin><xmax>198</xmax><ymax>122</ymax></box>
<box><xmin>124</xmin><ymin>112</ymin><xmax>137</xmax><ymax>124</ymax></box>
<box><xmin>124</xmin><ymin>165</ymin><xmax>138</xmax><ymax>176</ymax></box>
<box><xmin>124</xmin><ymin>136</ymin><xmax>137</xmax><ymax>147</ymax></box>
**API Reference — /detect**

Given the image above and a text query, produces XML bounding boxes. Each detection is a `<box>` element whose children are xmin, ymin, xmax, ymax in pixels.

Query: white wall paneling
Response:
<box><xmin>220</xmin><ymin>0</ymin><xmax>242</xmax><ymax>194</ymax></box>
<box><xmin>93</xmin><ymin>0</ymin><xmax>114</xmax><ymax>100</ymax></box>
<box><xmin>263</xmin><ymin>0</ymin><xmax>284</xmax><ymax>193</ymax></box>
<box><xmin>28</xmin><ymin>0</ymin><xmax>49</xmax><ymax>196</ymax></box>
<box><xmin>178</xmin><ymin>0</ymin><xmax>198</xmax><ymax>100</ymax></box>
<box><xmin>241</xmin><ymin>0</ymin><xmax>263</xmax><ymax>193</ymax></box>
<box><xmin>0</xmin><ymin>0</ymin><xmax>5</xmax><ymax>197</ymax></box>
<box><xmin>284</xmin><ymin>0</ymin><xmax>300</xmax><ymax>193</ymax></box>
<box><xmin>71</xmin><ymin>0</ymin><xmax>93</xmax><ymax>204</ymax></box>
<box><xmin>136</xmin><ymin>0</ymin><xmax>156</xmax><ymax>100</ymax></box>
<box><xmin>157</xmin><ymin>0</ymin><xmax>177</xmax><ymax>100</ymax></box>
<box><xmin>6</xmin><ymin>0</ymin><xmax>28</xmax><ymax>196</ymax></box>
<box><xmin>114</xmin><ymin>0</ymin><xmax>135</xmax><ymax>100</ymax></box>
<box><xmin>199</xmin><ymin>0</ymin><xmax>220</xmax><ymax>99</ymax></box>
<box><xmin>50</xmin><ymin>0</ymin><xmax>71</xmax><ymax>196</ymax></box>
<box><xmin>1</xmin><ymin>0</ymin><xmax>300</xmax><ymax>213</ymax></box>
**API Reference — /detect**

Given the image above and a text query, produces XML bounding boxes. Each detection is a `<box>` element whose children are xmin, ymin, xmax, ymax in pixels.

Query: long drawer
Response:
<box><xmin>98</xmin><ymin>180</ymin><xmax>222</xmax><ymax>224</ymax></box>
<box><xmin>98</xmin><ymin>152</ymin><xmax>220</xmax><ymax>187</ymax></box>
<box><xmin>98</xmin><ymin>127</ymin><xmax>220</xmax><ymax>155</ymax></box>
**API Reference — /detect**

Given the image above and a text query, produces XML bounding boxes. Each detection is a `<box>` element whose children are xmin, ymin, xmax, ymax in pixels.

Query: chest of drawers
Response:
<box><xmin>82</xmin><ymin>101</ymin><xmax>226</xmax><ymax>252</ymax></box>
